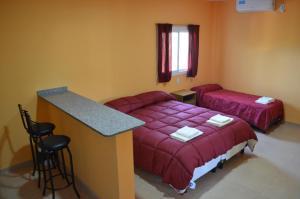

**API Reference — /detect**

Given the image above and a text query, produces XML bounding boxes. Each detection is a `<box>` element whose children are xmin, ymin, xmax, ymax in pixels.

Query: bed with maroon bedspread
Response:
<box><xmin>105</xmin><ymin>91</ymin><xmax>257</xmax><ymax>190</ymax></box>
<box><xmin>191</xmin><ymin>84</ymin><xmax>284</xmax><ymax>132</ymax></box>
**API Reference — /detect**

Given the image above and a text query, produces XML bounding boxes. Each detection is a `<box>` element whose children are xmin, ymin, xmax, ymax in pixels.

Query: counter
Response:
<box><xmin>37</xmin><ymin>87</ymin><xmax>144</xmax><ymax>136</ymax></box>
<box><xmin>37</xmin><ymin>87</ymin><xmax>144</xmax><ymax>199</ymax></box>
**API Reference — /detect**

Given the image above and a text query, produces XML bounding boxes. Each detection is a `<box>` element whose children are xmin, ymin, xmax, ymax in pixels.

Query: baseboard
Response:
<box><xmin>0</xmin><ymin>160</ymin><xmax>32</xmax><ymax>175</ymax></box>
<box><xmin>286</xmin><ymin>121</ymin><xmax>300</xmax><ymax>126</ymax></box>
<box><xmin>76</xmin><ymin>177</ymin><xmax>99</xmax><ymax>199</ymax></box>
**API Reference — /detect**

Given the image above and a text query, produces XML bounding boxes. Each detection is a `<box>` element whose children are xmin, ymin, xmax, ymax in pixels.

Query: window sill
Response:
<box><xmin>172</xmin><ymin>70</ymin><xmax>187</xmax><ymax>77</ymax></box>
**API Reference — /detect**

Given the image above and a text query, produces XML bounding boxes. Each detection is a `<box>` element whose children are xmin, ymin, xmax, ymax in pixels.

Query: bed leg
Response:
<box><xmin>211</xmin><ymin>167</ymin><xmax>217</xmax><ymax>173</ymax></box>
<box><xmin>240</xmin><ymin>148</ymin><xmax>245</xmax><ymax>154</ymax></box>
<box><xmin>218</xmin><ymin>160</ymin><xmax>224</xmax><ymax>169</ymax></box>
<box><xmin>179</xmin><ymin>190</ymin><xmax>187</xmax><ymax>195</ymax></box>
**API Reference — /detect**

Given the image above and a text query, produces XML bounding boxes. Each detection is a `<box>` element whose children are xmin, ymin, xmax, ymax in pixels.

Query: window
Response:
<box><xmin>172</xmin><ymin>26</ymin><xmax>189</xmax><ymax>75</ymax></box>
<box><xmin>157</xmin><ymin>23</ymin><xmax>199</xmax><ymax>82</ymax></box>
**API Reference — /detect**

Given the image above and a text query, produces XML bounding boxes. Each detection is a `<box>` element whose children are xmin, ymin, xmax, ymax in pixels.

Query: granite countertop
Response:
<box><xmin>37</xmin><ymin>87</ymin><xmax>145</xmax><ymax>137</ymax></box>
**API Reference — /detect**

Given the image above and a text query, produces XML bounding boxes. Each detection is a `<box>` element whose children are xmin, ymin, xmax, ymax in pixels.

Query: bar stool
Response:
<box><xmin>18</xmin><ymin>104</ymin><xmax>55</xmax><ymax>177</ymax></box>
<box><xmin>39</xmin><ymin>135</ymin><xmax>80</xmax><ymax>199</ymax></box>
<box><xmin>23</xmin><ymin>111</ymin><xmax>80</xmax><ymax>198</ymax></box>
<box><xmin>22</xmin><ymin>109</ymin><xmax>58</xmax><ymax>188</ymax></box>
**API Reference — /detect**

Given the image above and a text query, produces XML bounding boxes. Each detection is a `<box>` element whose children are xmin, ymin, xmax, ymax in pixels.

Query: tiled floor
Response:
<box><xmin>135</xmin><ymin>122</ymin><xmax>300</xmax><ymax>199</ymax></box>
<box><xmin>1</xmin><ymin>122</ymin><xmax>300</xmax><ymax>199</ymax></box>
<box><xmin>0</xmin><ymin>166</ymin><xmax>97</xmax><ymax>199</ymax></box>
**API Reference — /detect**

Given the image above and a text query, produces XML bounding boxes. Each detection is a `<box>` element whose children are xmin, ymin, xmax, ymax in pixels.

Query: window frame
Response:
<box><xmin>171</xmin><ymin>25</ymin><xmax>189</xmax><ymax>76</ymax></box>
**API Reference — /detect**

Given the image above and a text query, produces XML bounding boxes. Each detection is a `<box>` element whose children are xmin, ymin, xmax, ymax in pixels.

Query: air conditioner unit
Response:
<box><xmin>236</xmin><ymin>0</ymin><xmax>275</xmax><ymax>13</ymax></box>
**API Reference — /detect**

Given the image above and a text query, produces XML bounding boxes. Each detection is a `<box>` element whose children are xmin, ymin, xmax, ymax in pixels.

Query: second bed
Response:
<box><xmin>192</xmin><ymin>84</ymin><xmax>284</xmax><ymax>132</ymax></box>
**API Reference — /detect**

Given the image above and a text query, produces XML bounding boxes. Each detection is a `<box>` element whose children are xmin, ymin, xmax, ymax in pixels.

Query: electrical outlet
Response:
<box><xmin>279</xmin><ymin>4</ymin><xmax>286</xmax><ymax>13</ymax></box>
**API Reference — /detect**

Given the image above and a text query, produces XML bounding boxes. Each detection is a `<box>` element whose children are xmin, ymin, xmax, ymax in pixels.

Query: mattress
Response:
<box><xmin>192</xmin><ymin>84</ymin><xmax>284</xmax><ymax>131</ymax></box>
<box><xmin>105</xmin><ymin>91</ymin><xmax>257</xmax><ymax>190</ymax></box>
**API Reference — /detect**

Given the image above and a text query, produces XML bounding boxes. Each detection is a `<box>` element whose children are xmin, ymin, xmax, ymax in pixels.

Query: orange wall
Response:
<box><xmin>0</xmin><ymin>0</ymin><xmax>214</xmax><ymax>169</ymax></box>
<box><xmin>213</xmin><ymin>1</ymin><xmax>300</xmax><ymax>124</ymax></box>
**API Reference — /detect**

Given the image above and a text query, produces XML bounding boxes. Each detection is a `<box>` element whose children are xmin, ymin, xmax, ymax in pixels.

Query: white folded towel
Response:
<box><xmin>206</xmin><ymin>118</ymin><xmax>234</xmax><ymax>127</ymax></box>
<box><xmin>170</xmin><ymin>126</ymin><xmax>203</xmax><ymax>142</ymax></box>
<box><xmin>210</xmin><ymin>114</ymin><xmax>231</xmax><ymax>123</ymax></box>
<box><xmin>255</xmin><ymin>96</ymin><xmax>275</xmax><ymax>104</ymax></box>
<box><xmin>176</xmin><ymin>126</ymin><xmax>201</xmax><ymax>138</ymax></box>
<box><xmin>206</xmin><ymin>114</ymin><xmax>234</xmax><ymax>127</ymax></box>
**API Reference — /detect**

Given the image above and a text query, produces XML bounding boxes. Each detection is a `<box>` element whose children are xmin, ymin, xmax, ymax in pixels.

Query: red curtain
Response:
<box><xmin>187</xmin><ymin>24</ymin><xmax>200</xmax><ymax>77</ymax></box>
<box><xmin>157</xmin><ymin>23</ymin><xmax>172</xmax><ymax>83</ymax></box>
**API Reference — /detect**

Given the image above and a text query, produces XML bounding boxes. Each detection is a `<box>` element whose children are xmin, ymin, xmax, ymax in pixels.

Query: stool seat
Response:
<box><xmin>39</xmin><ymin>135</ymin><xmax>70</xmax><ymax>151</ymax></box>
<box><xmin>31</xmin><ymin>122</ymin><xmax>55</xmax><ymax>137</ymax></box>
<box><xmin>38</xmin><ymin>134</ymin><xmax>80</xmax><ymax>198</ymax></box>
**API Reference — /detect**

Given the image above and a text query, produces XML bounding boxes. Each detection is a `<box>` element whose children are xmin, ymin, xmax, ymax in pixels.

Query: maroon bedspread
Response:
<box><xmin>105</xmin><ymin>91</ymin><xmax>257</xmax><ymax>190</ymax></box>
<box><xmin>191</xmin><ymin>84</ymin><xmax>284</xmax><ymax>131</ymax></box>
